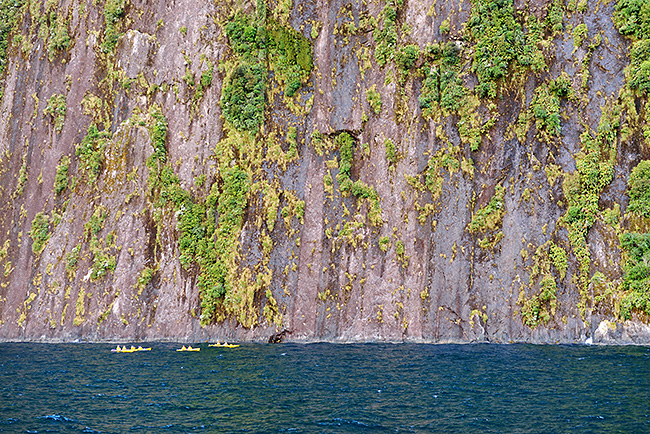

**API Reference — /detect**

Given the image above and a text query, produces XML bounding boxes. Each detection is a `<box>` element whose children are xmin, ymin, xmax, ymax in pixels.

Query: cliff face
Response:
<box><xmin>1</xmin><ymin>0</ymin><xmax>649</xmax><ymax>343</ymax></box>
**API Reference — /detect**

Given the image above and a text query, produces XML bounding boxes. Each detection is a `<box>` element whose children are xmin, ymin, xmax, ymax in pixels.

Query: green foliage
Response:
<box><xmin>439</xmin><ymin>18</ymin><xmax>450</xmax><ymax>34</ymax></box>
<box><xmin>329</xmin><ymin>132</ymin><xmax>383</xmax><ymax>226</ymax></box>
<box><xmin>221</xmin><ymin>9</ymin><xmax>313</xmax><ymax>131</ymax></box>
<box><xmin>54</xmin><ymin>156</ymin><xmax>70</xmax><ymax>195</ymax></box>
<box><xmin>13</xmin><ymin>154</ymin><xmax>27</xmax><ymax>198</ymax></box>
<box><xmin>373</xmin><ymin>0</ymin><xmax>402</xmax><ymax>67</ymax></box>
<box><xmin>84</xmin><ymin>206</ymin><xmax>107</xmax><ymax>237</ymax></box>
<box><xmin>76</xmin><ymin>124</ymin><xmax>111</xmax><ymax>183</ymax></box>
<box><xmin>419</xmin><ymin>42</ymin><xmax>465</xmax><ymax>115</ymax></box>
<box><xmin>545</xmin><ymin>0</ymin><xmax>564</xmax><ymax>34</ymax></box>
<box><xmin>467</xmin><ymin>0</ymin><xmax>524</xmax><ymax>98</ymax></box>
<box><xmin>29</xmin><ymin>212</ymin><xmax>50</xmax><ymax>255</ymax></box>
<box><xmin>197</xmin><ymin>166</ymin><xmax>250</xmax><ymax>324</ymax></box>
<box><xmin>149</xmin><ymin>105</ymin><xmax>168</xmax><ymax>163</ymax></box>
<box><xmin>336</xmin><ymin>132</ymin><xmax>355</xmax><ymax>192</ymax></box>
<box><xmin>379</xmin><ymin>236</ymin><xmax>390</xmax><ymax>252</ymax></box>
<box><xmin>469</xmin><ymin>185</ymin><xmax>506</xmax><ymax>233</ymax></box>
<box><xmin>136</xmin><ymin>266</ymin><xmax>155</xmax><ymax>290</ymax></box>
<box><xmin>102</xmin><ymin>0</ymin><xmax>126</xmax><ymax>53</ymax></box>
<box><xmin>531</xmin><ymin>84</ymin><xmax>561</xmax><ymax>137</ymax></box>
<box><xmin>46</xmin><ymin>15</ymin><xmax>71</xmax><ymax>61</ymax></box>
<box><xmin>424</xmin><ymin>144</ymin><xmax>461</xmax><ymax>201</ymax></box>
<box><xmin>614</xmin><ymin>0</ymin><xmax>650</xmax><ymax>40</ymax></box>
<box><xmin>221</xmin><ymin>61</ymin><xmax>266</xmax><ymax>133</ymax></box>
<box><xmin>562</xmin><ymin>106</ymin><xmax>619</xmax><ymax>317</ymax></box>
<box><xmin>182</xmin><ymin>67</ymin><xmax>194</xmax><ymax>87</ymax></box>
<box><xmin>192</xmin><ymin>61</ymin><xmax>214</xmax><ymax>105</ymax></box>
<box><xmin>365</xmin><ymin>85</ymin><xmax>382</xmax><ymax>115</ymax></box>
<box><xmin>89</xmin><ymin>236</ymin><xmax>116</xmax><ymax>280</ymax></box>
<box><xmin>628</xmin><ymin>39</ymin><xmax>650</xmax><ymax>94</ymax></box>
<box><xmin>224</xmin><ymin>11</ymin><xmax>267</xmax><ymax>56</ymax></box>
<box><xmin>43</xmin><ymin>94</ymin><xmax>66</xmax><ymax>133</ymax></box>
<box><xmin>549</xmin><ymin>242</ymin><xmax>568</xmax><ymax>280</ymax></box>
<box><xmin>519</xmin><ymin>16</ymin><xmax>546</xmax><ymax>72</ymax></box>
<box><xmin>396</xmin><ymin>44</ymin><xmax>420</xmax><ymax>71</ymax></box>
<box><xmin>520</xmin><ymin>274</ymin><xmax>557</xmax><ymax>327</ymax></box>
<box><xmin>573</xmin><ymin>23</ymin><xmax>588</xmax><ymax>48</ymax></box>
<box><xmin>65</xmin><ymin>245</ymin><xmax>80</xmax><ymax>277</ymax></box>
<box><xmin>267</xmin><ymin>21</ymin><xmax>313</xmax><ymax>97</ymax></box>
<box><xmin>385</xmin><ymin>138</ymin><xmax>397</xmax><ymax>165</ymax></box>
<box><xmin>628</xmin><ymin>160</ymin><xmax>650</xmax><ymax>217</ymax></box>
<box><xmin>0</xmin><ymin>0</ymin><xmax>24</xmax><ymax>79</ymax></box>
<box><xmin>619</xmin><ymin>232</ymin><xmax>650</xmax><ymax>318</ymax></box>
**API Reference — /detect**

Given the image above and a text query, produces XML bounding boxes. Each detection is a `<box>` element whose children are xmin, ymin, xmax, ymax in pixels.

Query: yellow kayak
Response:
<box><xmin>176</xmin><ymin>346</ymin><xmax>200</xmax><ymax>352</ymax></box>
<box><xmin>208</xmin><ymin>343</ymin><xmax>240</xmax><ymax>348</ymax></box>
<box><xmin>112</xmin><ymin>345</ymin><xmax>152</xmax><ymax>353</ymax></box>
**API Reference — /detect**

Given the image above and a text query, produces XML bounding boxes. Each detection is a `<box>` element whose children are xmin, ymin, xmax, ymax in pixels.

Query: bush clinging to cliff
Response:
<box><xmin>221</xmin><ymin>61</ymin><xmax>266</xmax><ymax>133</ymax></box>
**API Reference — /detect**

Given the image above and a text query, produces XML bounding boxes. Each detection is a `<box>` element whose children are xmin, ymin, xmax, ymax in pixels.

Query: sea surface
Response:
<box><xmin>0</xmin><ymin>342</ymin><xmax>649</xmax><ymax>433</ymax></box>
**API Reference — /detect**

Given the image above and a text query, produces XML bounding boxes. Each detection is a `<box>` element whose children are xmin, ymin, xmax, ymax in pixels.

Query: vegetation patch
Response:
<box><xmin>467</xmin><ymin>0</ymin><xmax>524</xmax><ymax>98</ymax></box>
<box><xmin>0</xmin><ymin>0</ymin><xmax>23</xmax><ymax>81</ymax></box>
<box><xmin>620</xmin><ymin>232</ymin><xmax>650</xmax><ymax>319</ymax></box>
<box><xmin>102</xmin><ymin>0</ymin><xmax>126</xmax><ymax>53</ymax></box>
<box><xmin>469</xmin><ymin>185</ymin><xmax>506</xmax><ymax>249</ymax></box>
<box><xmin>44</xmin><ymin>94</ymin><xmax>67</xmax><ymax>133</ymax></box>
<box><xmin>365</xmin><ymin>85</ymin><xmax>382</xmax><ymax>115</ymax></box>
<box><xmin>29</xmin><ymin>212</ymin><xmax>50</xmax><ymax>255</ymax></box>
<box><xmin>419</xmin><ymin>42</ymin><xmax>466</xmax><ymax>116</ymax></box>
<box><xmin>54</xmin><ymin>156</ymin><xmax>70</xmax><ymax>195</ymax></box>
<box><xmin>561</xmin><ymin>106</ymin><xmax>619</xmax><ymax>317</ymax></box>
<box><xmin>76</xmin><ymin>124</ymin><xmax>111</xmax><ymax>184</ymax></box>
<box><xmin>221</xmin><ymin>61</ymin><xmax>266</xmax><ymax>134</ymax></box>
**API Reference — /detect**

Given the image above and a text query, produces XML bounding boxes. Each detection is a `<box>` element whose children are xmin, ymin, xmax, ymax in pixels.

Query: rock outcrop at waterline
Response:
<box><xmin>1</xmin><ymin>0</ymin><xmax>650</xmax><ymax>344</ymax></box>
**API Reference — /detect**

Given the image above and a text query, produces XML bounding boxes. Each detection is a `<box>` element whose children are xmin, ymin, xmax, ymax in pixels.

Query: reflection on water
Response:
<box><xmin>1</xmin><ymin>342</ymin><xmax>649</xmax><ymax>433</ymax></box>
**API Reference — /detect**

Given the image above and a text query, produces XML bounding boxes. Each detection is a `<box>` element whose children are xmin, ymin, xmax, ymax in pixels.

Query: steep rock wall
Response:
<box><xmin>0</xmin><ymin>0</ymin><xmax>649</xmax><ymax>343</ymax></box>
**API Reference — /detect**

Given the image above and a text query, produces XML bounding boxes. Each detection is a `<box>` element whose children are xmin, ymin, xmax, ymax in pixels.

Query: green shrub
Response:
<box><xmin>366</xmin><ymin>86</ymin><xmax>382</xmax><ymax>115</ymax></box>
<box><xmin>224</xmin><ymin>11</ymin><xmax>266</xmax><ymax>56</ymax></box>
<box><xmin>76</xmin><ymin>124</ymin><xmax>111</xmax><ymax>183</ymax></box>
<box><xmin>29</xmin><ymin>212</ymin><xmax>50</xmax><ymax>255</ymax></box>
<box><xmin>467</xmin><ymin>0</ymin><xmax>524</xmax><ymax>98</ymax></box>
<box><xmin>136</xmin><ymin>266</ymin><xmax>155</xmax><ymax>290</ymax></box>
<box><xmin>102</xmin><ymin>0</ymin><xmax>126</xmax><ymax>53</ymax></box>
<box><xmin>628</xmin><ymin>39</ymin><xmax>650</xmax><ymax>94</ymax></box>
<box><xmin>54</xmin><ymin>156</ymin><xmax>70</xmax><ymax>195</ymax></box>
<box><xmin>44</xmin><ymin>94</ymin><xmax>66</xmax><ymax>133</ymax></box>
<box><xmin>573</xmin><ymin>23</ymin><xmax>588</xmax><ymax>48</ymax></box>
<box><xmin>396</xmin><ymin>44</ymin><xmax>420</xmax><ymax>71</ymax></box>
<box><xmin>469</xmin><ymin>185</ymin><xmax>506</xmax><ymax>233</ymax></box>
<box><xmin>267</xmin><ymin>22</ymin><xmax>313</xmax><ymax>97</ymax></box>
<box><xmin>0</xmin><ymin>0</ymin><xmax>23</xmax><ymax>79</ymax></box>
<box><xmin>614</xmin><ymin>0</ymin><xmax>650</xmax><ymax>40</ymax></box>
<box><xmin>47</xmin><ymin>17</ymin><xmax>71</xmax><ymax>61</ymax></box>
<box><xmin>385</xmin><ymin>138</ymin><xmax>397</xmax><ymax>165</ymax></box>
<box><xmin>192</xmin><ymin>61</ymin><xmax>214</xmax><ymax>105</ymax></box>
<box><xmin>65</xmin><ymin>245</ymin><xmax>80</xmax><ymax>277</ymax></box>
<box><xmin>439</xmin><ymin>19</ymin><xmax>450</xmax><ymax>34</ymax></box>
<box><xmin>221</xmin><ymin>61</ymin><xmax>266</xmax><ymax>133</ymax></box>
<box><xmin>149</xmin><ymin>105</ymin><xmax>168</xmax><ymax>163</ymax></box>
<box><xmin>89</xmin><ymin>236</ymin><xmax>116</xmax><ymax>280</ymax></box>
<box><xmin>545</xmin><ymin>0</ymin><xmax>564</xmax><ymax>33</ymax></box>
<box><xmin>84</xmin><ymin>206</ymin><xmax>107</xmax><ymax>237</ymax></box>
<box><xmin>419</xmin><ymin>42</ymin><xmax>465</xmax><ymax>115</ymax></box>
<box><xmin>379</xmin><ymin>236</ymin><xmax>390</xmax><ymax>252</ymax></box>
<box><xmin>620</xmin><ymin>232</ymin><xmax>650</xmax><ymax>318</ymax></box>
<box><xmin>627</xmin><ymin>160</ymin><xmax>650</xmax><ymax>217</ymax></box>
<box><xmin>531</xmin><ymin>84</ymin><xmax>561</xmax><ymax>136</ymax></box>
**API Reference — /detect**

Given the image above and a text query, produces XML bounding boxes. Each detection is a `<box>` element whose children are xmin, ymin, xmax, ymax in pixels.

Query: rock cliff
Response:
<box><xmin>1</xmin><ymin>0</ymin><xmax>650</xmax><ymax>344</ymax></box>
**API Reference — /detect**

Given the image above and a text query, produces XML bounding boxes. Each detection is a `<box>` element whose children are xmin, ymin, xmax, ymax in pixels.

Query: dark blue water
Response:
<box><xmin>1</xmin><ymin>343</ymin><xmax>649</xmax><ymax>433</ymax></box>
